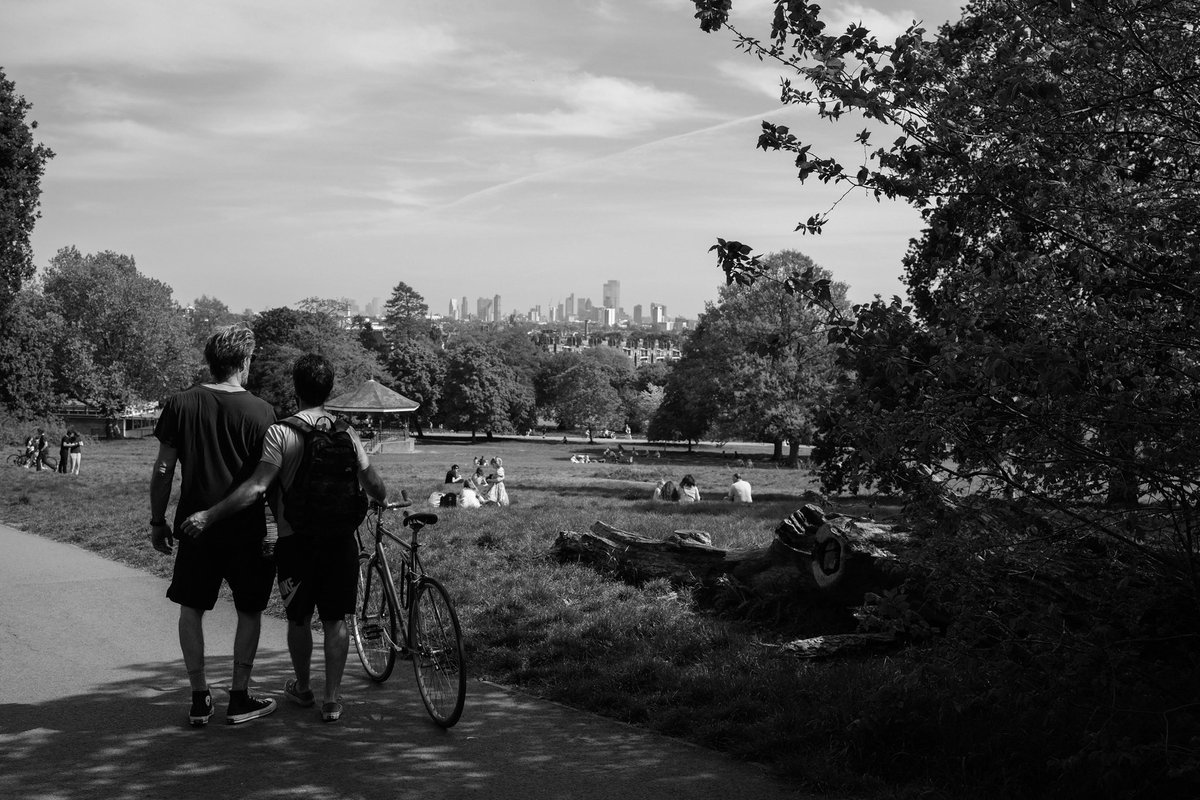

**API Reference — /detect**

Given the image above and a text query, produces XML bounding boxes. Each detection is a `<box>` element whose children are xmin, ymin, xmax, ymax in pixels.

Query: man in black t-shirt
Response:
<box><xmin>32</xmin><ymin>428</ymin><xmax>50</xmax><ymax>471</ymax></box>
<box><xmin>149</xmin><ymin>326</ymin><xmax>278</xmax><ymax>727</ymax></box>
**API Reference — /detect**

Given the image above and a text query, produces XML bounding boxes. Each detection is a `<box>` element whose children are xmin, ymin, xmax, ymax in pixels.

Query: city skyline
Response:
<box><xmin>360</xmin><ymin>278</ymin><xmax>681</xmax><ymax>326</ymax></box>
<box><xmin>4</xmin><ymin>1</ymin><xmax>965</xmax><ymax>320</ymax></box>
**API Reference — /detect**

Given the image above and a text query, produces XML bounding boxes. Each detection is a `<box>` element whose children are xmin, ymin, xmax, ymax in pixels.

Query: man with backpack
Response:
<box><xmin>182</xmin><ymin>353</ymin><xmax>389</xmax><ymax>723</ymax></box>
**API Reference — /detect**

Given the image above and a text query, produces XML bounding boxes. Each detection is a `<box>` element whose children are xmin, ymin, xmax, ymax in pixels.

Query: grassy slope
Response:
<box><xmin>0</xmin><ymin>436</ymin><xmax>929</xmax><ymax>798</ymax></box>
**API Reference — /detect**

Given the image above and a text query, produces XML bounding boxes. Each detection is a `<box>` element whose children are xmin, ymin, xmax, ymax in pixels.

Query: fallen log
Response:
<box><xmin>551</xmin><ymin>521</ymin><xmax>764</xmax><ymax>585</ymax></box>
<box><xmin>776</xmin><ymin>631</ymin><xmax>903</xmax><ymax>659</ymax></box>
<box><xmin>550</xmin><ymin>512</ymin><xmax>922</xmax><ymax>603</ymax></box>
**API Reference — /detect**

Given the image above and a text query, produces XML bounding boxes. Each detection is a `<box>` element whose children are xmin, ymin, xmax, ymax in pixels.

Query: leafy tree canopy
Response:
<box><xmin>249</xmin><ymin>301</ymin><xmax>385</xmax><ymax>413</ymax></box>
<box><xmin>385</xmin><ymin>337</ymin><xmax>445</xmax><ymax>433</ymax></box>
<box><xmin>0</xmin><ymin>68</ymin><xmax>53</xmax><ymax>314</ymax></box>
<box><xmin>699</xmin><ymin>0</ymin><xmax>1200</xmax><ymax>511</ymax></box>
<box><xmin>383</xmin><ymin>281</ymin><xmax>429</xmax><ymax>344</ymax></box>
<box><xmin>441</xmin><ymin>341</ymin><xmax>533</xmax><ymax>437</ymax></box>
<box><xmin>42</xmin><ymin>247</ymin><xmax>197</xmax><ymax>415</ymax></box>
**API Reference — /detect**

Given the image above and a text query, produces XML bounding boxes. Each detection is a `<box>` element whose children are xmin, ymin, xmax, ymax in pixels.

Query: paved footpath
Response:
<box><xmin>0</xmin><ymin>524</ymin><xmax>815</xmax><ymax>800</ymax></box>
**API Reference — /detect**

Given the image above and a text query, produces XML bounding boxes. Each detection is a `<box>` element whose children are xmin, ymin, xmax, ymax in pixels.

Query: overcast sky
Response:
<box><xmin>3</xmin><ymin>0</ymin><xmax>964</xmax><ymax>320</ymax></box>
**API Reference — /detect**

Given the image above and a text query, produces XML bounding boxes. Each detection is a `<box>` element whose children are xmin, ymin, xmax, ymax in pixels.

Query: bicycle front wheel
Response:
<box><xmin>410</xmin><ymin>577</ymin><xmax>466</xmax><ymax>727</ymax></box>
<box><xmin>350</xmin><ymin>556</ymin><xmax>397</xmax><ymax>682</ymax></box>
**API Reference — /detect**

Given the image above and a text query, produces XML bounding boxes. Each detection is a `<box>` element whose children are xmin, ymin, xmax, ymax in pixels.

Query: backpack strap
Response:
<box><xmin>278</xmin><ymin>415</ymin><xmax>311</xmax><ymax>434</ymax></box>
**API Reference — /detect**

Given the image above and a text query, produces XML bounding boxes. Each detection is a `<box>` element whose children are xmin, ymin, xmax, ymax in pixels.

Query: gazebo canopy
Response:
<box><xmin>325</xmin><ymin>379</ymin><xmax>419</xmax><ymax>414</ymax></box>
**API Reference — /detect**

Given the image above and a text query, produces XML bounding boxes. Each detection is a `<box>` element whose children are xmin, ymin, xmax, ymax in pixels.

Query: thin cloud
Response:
<box><xmin>468</xmin><ymin>73</ymin><xmax>707</xmax><ymax>138</ymax></box>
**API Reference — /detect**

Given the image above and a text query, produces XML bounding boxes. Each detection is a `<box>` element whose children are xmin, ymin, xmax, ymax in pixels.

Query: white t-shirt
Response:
<box><xmin>725</xmin><ymin>479</ymin><xmax>753</xmax><ymax>503</ymax></box>
<box><xmin>261</xmin><ymin>407</ymin><xmax>370</xmax><ymax>537</ymax></box>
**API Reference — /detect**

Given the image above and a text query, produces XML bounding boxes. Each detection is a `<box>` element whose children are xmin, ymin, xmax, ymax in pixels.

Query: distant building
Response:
<box><xmin>493</xmin><ymin>294</ymin><xmax>502</xmax><ymax>322</ymax></box>
<box><xmin>651</xmin><ymin>302</ymin><xmax>667</xmax><ymax>327</ymax></box>
<box><xmin>565</xmin><ymin>293</ymin><xmax>575</xmax><ymax>322</ymax></box>
<box><xmin>460</xmin><ymin>295</ymin><xmax>469</xmax><ymax>321</ymax></box>
<box><xmin>448</xmin><ymin>298</ymin><xmax>459</xmax><ymax>320</ymax></box>
<box><xmin>603</xmin><ymin>279</ymin><xmax>620</xmax><ymax>312</ymax></box>
<box><xmin>601</xmin><ymin>306</ymin><xmax>616</xmax><ymax>327</ymax></box>
<box><xmin>477</xmin><ymin>297</ymin><xmax>492</xmax><ymax>320</ymax></box>
<box><xmin>633</xmin><ymin>304</ymin><xmax>643</xmax><ymax>324</ymax></box>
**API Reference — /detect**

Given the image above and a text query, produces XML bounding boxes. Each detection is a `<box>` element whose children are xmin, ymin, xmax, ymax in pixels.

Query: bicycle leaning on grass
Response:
<box><xmin>350</xmin><ymin>494</ymin><xmax>466</xmax><ymax>728</ymax></box>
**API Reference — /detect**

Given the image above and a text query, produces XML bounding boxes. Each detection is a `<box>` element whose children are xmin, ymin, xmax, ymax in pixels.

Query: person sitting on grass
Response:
<box><xmin>725</xmin><ymin>472</ymin><xmax>753</xmax><ymax>503</ymax></box>
<box><xmin>654</xmin><ymin>479</ymin><xmax>679</xmax><ymax>502</ymax></box>
<box><xmin>444</xmin><ymin>464</ymin><xmax>463</xmax><ymax>493</ymax></box>
<box><xmin>678</xmin><ymin>474</ymin><xmax>700</xmax><ymax>503</ymax></box>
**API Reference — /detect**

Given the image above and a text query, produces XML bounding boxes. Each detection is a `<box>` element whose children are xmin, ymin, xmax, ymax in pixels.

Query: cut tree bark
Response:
<box><xmin>550</xmin><ymin>510</ymin><xmax>922</xmax><ymax>605</ymax></box>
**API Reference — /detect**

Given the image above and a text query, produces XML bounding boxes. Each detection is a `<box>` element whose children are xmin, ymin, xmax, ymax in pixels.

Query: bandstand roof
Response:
<box><xmin>325</xmin><ymin>379</ymin><xmax>418</xmax><ymax>414</ymax></box>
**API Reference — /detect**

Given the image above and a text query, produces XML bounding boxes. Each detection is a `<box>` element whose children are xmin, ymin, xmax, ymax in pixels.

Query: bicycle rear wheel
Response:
<box><xmin>410</xmin><ymin>577</ymin><xmax>466</xmax><ymax>727</ymax></box>
<box><xmin>350</xmin><ymin>556</ymin><xmax>397</xmax><ymax>682</ymax></box>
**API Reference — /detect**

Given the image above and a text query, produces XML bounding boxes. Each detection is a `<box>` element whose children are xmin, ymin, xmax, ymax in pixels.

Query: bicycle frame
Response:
<box><xmin>351</xmin><ymin>499</ymin><xmax>466</xmax><ymax>728</ymax></box>
<box><xmin>357</xmin><ymin>504</ymin><xmax>427</xmax><ymax>647</ymax></box>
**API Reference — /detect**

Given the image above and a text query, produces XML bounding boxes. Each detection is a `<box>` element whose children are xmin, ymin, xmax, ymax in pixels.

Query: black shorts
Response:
<box><xmin>166</xmin><ymin>526</ymin><xmax>275</xmax><ymax>613</ymax></box>
<box><xmin>275</xmin><ymin>533</ymin><xmax>359</xmax><ymax>623</ymax></box>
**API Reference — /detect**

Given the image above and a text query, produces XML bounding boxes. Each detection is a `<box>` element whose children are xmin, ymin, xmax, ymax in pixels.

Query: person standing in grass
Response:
<box><xmin>149</xmin><ymin>325</ymin><xmax>278</xmax><ymax>727</ymax></box>
<box><xmin>486</xmin><ymin>457</ymin><xmax>509</xmax><ymax>506</ymax></box>
<box><xmin>725</xmin><ymin>472</ymin><xmax>753</xmax><ymax>503</ymax></box>
<box><xmin>31</xmin><ymin>428</ymin><xmax>52</xmax><ymax>471</ymax></box>
<box><xmin>182</xmin><ymin>353</ymin><xmax>390</xmax><ymax>724</ymax></box>
<box><xmin>57</xmin><ymin>430</ymin><xmax>70</xmax><ymax>474</ymax></box>
<box><xmin>66</xmin><ymin>430</ymin><xmax>82</xmax><ymax>475</ymax></box>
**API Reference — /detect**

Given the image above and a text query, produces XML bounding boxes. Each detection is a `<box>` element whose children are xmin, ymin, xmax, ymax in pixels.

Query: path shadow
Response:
<box><xmin>0</xmin><ymin>652</ymin><xmax>800</xmax><ymax>800</ymax></box>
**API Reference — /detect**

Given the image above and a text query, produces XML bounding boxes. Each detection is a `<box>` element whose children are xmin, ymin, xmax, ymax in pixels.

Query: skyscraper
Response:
<box><xmin>448</xmin><ymin>298</ymin><xmax>459</xmax><ymax>320</ymax></box>
<box><xmin>633</xmin><ymin>304</ymin><xmax>643</xmax><ymax>325</ymax></box>
<box><xmin>565</xmin><ymin>293</ymin><xmax>575</xmax><ymax>321</ymax></box>
<box><xmin>493</xmin><ymin>294</ymin><xmax>502</xmax><ymax>322</ymax></box>
<box><xmin>603</xmin><ymin>280</ymin><xmax>620</xmax><ymax>312</ymax></box>
<box><xmin>477</xmin><ymin>297</ymin><xmax>492</xmax><ymax>320</ymax></box>
<box><xmin>461</xmin><ymin>295</ymin><xmax>469</xmax><ymax>321</ymax></box>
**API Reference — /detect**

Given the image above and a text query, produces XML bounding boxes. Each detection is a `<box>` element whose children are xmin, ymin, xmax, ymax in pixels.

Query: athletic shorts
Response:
<box><xmin>274</xmin><ymin>533</ymin><xmax>359</xmax><ymax>623</ymax></box>
<box><xmin>166</xmin><ymin>526</ymin><xmax>275</xmax><ymax>613</ymax></box>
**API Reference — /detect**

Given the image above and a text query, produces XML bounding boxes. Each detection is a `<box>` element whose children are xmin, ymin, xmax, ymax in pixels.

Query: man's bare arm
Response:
<box><xmin>180</xmin><ymin>461</ymin><xmax>280</xmax><ymax>537</ymax></box>
<box><xmin>359</xmin><ymin>463</ymin><xmax>388</xmax><ymax>505</ymax></box>
<box><xmin>149</xmin><ymin>442</ymin><xmax>179</xmax><ymax>554</ymax></box>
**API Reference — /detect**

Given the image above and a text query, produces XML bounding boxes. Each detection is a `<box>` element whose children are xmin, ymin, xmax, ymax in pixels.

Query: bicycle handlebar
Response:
<box><xmin>371</xmin><ymin>489</ymin><xmax>412</xmax><ymax>511</ymax></box>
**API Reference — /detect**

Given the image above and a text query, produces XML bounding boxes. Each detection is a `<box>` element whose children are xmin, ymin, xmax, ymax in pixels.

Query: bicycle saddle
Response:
<box><xmin>405</xmin><ymin>512</ymin><xmax>439</xmax><ymax>528</ymax></box>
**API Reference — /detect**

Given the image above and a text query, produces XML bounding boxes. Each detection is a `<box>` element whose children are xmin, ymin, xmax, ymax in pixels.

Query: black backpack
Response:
<box><xmin>280</xmin><ymin>414</ymin><xmax>368</xmax><ymax>537</ymax></box>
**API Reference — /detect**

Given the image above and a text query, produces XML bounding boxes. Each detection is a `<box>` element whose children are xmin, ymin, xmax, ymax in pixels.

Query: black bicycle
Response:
<box><xmin>350</xmin><ymin>496</ymin><xmax>466</xmax><ymax>728</ymax></box>
<box><xmin>9</xmin><ymin>450</ymin><xmax>57</xmax><ymax>470</ymax></box>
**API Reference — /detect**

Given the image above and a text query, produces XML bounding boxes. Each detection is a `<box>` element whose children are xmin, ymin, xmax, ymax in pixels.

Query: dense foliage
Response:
<box><xmin>653</xmin><ymin>250</ymin><xmax>845</xmax><ymax>459</ymax></box>
<box><xmin>0</xmin><ymin>68</ymin><xmax>53</xmax><ymax>313</ymax></box>
<box><xmin>701</xmin><ymin>0</ymin><xmax>1200</xmax><ymax>519</ymax></box>
<box><xmin>695</xmin><ymin>0</ymin><xmax>1200</xmax><ymax>795</ymax></box>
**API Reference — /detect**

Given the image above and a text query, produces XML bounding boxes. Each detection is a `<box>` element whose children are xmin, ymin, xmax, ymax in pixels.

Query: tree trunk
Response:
<box><xmin>786</xmin><ymin>439</ymin><xmax>802</xmax><ymax>468</ymax></box>
<box><xmin>551</xmin><ymin>512</ymin><xmax>921</xmax><ymax>606</ymax></box>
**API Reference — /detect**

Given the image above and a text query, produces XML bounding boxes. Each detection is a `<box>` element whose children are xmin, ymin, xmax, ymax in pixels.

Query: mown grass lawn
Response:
<box><xmin>1</xmin><ymin>434</ymin><xmax>933</xmax><ymax>798</ymax></box>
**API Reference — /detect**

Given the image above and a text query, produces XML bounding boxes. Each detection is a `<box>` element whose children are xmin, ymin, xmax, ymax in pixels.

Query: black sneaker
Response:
<box><xmin>189</xmin><ymin>690</ymin><xmax>214</xmax><ymax>727</ymax></box>
<box><xmin>226</xmin><ymin>693</ymin><xmax>277</xmax><ymax>725</ymax></box>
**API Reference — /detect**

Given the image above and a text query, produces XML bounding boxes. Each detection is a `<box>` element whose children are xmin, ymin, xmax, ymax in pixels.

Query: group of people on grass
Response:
<box><xmin>653</xmin><ymin>472</ymin><xmax>753</xmax><ymax>503</ymax></box>
<box><xmin>20</xmin><ymin>427</ymin><xmax>83</xmax><ymax>474</ymax></box>
<box><xmin>442</xmin><ymin>458</ymin><xmax>509</xmax><ymax>507</ymax></box>
<box><xmin>151</xmin><ymin>326</ymin><xmax>393</xmax><ymax>727</ymax></box>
